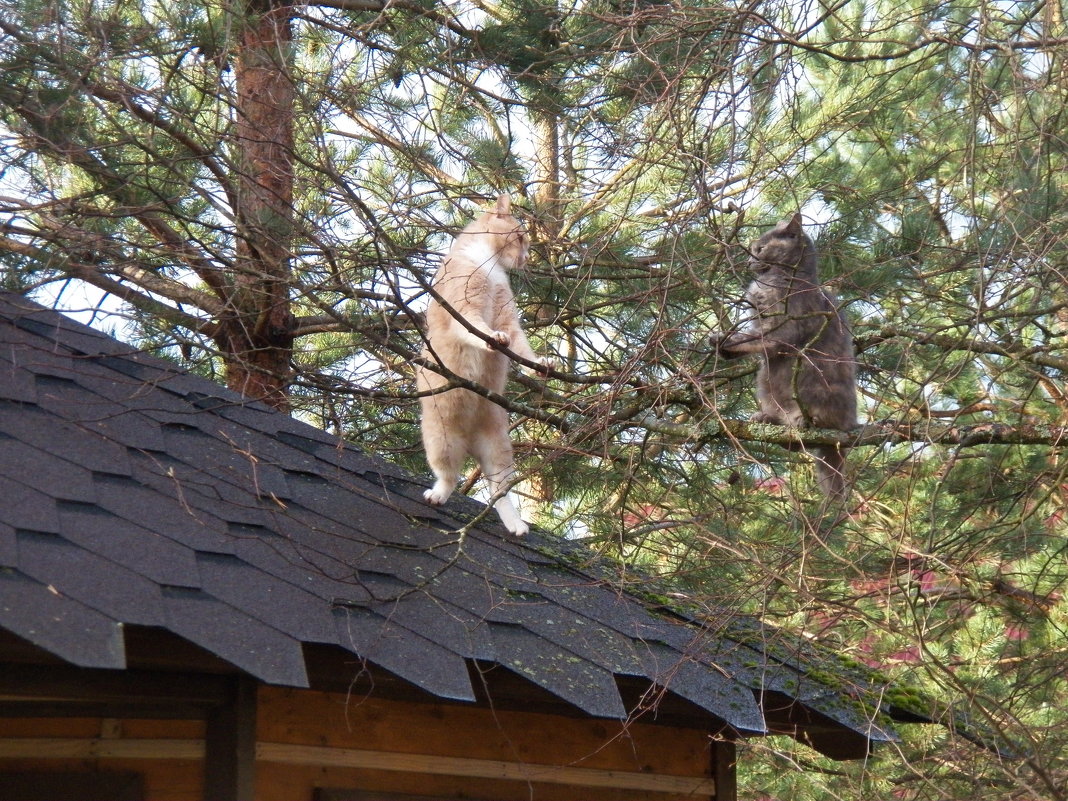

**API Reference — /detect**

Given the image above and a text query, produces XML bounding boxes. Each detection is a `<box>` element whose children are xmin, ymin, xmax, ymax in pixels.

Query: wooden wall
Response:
<box><xmin>0</xmin><ymin>683</ymin><xmax>721</xmax><ymax>801</ymax></box>
<box><xmin>0</xmin><ymin>716</ymin><xmax>204</xmax><ymax>800</ymax></box>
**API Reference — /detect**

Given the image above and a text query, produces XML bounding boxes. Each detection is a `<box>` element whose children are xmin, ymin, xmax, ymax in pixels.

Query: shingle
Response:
<box><xmin>160</xmin><ymin>585</ymin><xmax>309</xmax><ymax>687</ymax></box>
<box><xmin>90</xmin><ymin>472</ymin><xmax>236</xmax><ymax>555</ymax></box>
<box><xmin>56</xmin><ymin>501</ymin><xmax>201</xmax><ymax>588</ymax></box>
<box><xmin>29</xmin><ymin>372</ymin><xmax>168</xmax><ymax>452</ymax></box>
<box><xmin>349</xmin><ymin>541</ymin><xmax>452</xmax><ymax>587</ymax></box>
<box><xmin>17</xmin><ymin>530</ymin><xmax>166</xmax><ymax>627</ymax></box>
<box><xmin>0</xmin><ymin>569</ymin><xmax>125</xmax><ymax>668</ymax></box>
<box><xmin>196</xmin><ymin>552</ymin><xmax>338</xmax><ymax>644</ymax></box>
<box><xmin>280</xmin><ymin>470</ymin><xmax>345</xmax><ymax>511</ymax></box>
<box><xmin>126</xmin><ymin>462</ymin><xmax>269</xmax><ymax>531</ymax></box>
<box><xmin>231</xmin><ymin>536</ymin><xmax>379</xmax><ymax>606</ymax></box>
<box><xmin>1</xmin><ymin>440</ymin><xmax>97</xmax><ymax>504</ymax></box>
<box><xmin>362</xmin><ymin>587</ymin><xmax>496</xmax><ymax>662</ymax></box>
<box><xmin>353</xmin><ymin>507</ymin><xmax>450</xmax><ymax>547</ymax></box>
<box><xmin>187</xmin><ymin>394</ymin><xmax>280</xmax><ymax>435</ymax></box>
<box><xmin>90</xmin><ymin>352</ymin><xmax>181</xmax><ymax>385</ymax></box>
<box><xmin>528</xmin><ymin>563</ymin><xmax>670</xmax><ymax>642</ymax></box>
<box><xmin>9</xmin><ymin>308</ymin><xmax>131</xmax><ymax>359</ymax></box>
<box><xmin>636</xmin><ymin>641</ymin><xmax>767</xmax><ymax>733</ymax></box>
<box><xmin>89</xmin><ymin>412</ymin><xmax>168</xmax><ymax>452</ymax></box>
<box><xmin>53</xmin><ymin>359</ymin><xmax>165</xmax><ymax>410</ymax></box>
<box><xmin>333</xmin><ymin>606</ymin><xmax>476</xmax><ymax>701</ymax></box>
<box><xmin>526</xmin><ymin>565</ymin><xmax>778</xmax><ymax>710</ymax></box>
<box><xmin>278</xmin><ymin>470</ymin><xmax>378</xmax><ymax>526</ymax></box>
<box><xmin>0</xmin><ymin>401</ymin><xmax>132</xmax><ymax>476</ymax></box>
<box><xmin>455</xmin><ymin>535</ymin><xmax>539</xmax><ymax>583</ymax></box>
<box><xmin>0</xmin><ymin>360</ymin><xmax>37</xmax><ymax>402</ymax></box>
<box><xmin>484</xmin><ymin>598</ymin><xmax>644</xmax><ymax>677</ymax></box>
<box><xmin>33</xmin><ymin>372</ymin><xmax>123</xmax><ymax>418</ymax></box>
<box><xmin>4</xmin><ymin>333</ymin><xmax>81</xmax><ymax>380</ymax></box>
<box><xmin>258</xmin><ymin>442</ymin><xmax>332</xmax><ymax>481</ymax></box>
<box><xmin>0</xmin><ymin>475</ymin><xmax>61</xmax><ymax>533</ymax></box>
<box><xmin>125</xmin><ymin>452</ymin><xmax>271</xmax><ymax>530</ymax></box>
<box><xmin>274</xmin><ymin>429</ymin><xmax>352</xmax><ymax>468</ymax></box>
<box><xmin>346</xmin><ymin>472</ymin><xmax>452</xmax><ymax>523</ymax></box>
<box><xmin>488</xmin><ymin>621</ymin><xmax>628</xmax><ymax>719</ymax></box>
<box><xmin>420</xmin><ymin>561</ymin><xmax>503</xmax><ymax>621</ymax></box>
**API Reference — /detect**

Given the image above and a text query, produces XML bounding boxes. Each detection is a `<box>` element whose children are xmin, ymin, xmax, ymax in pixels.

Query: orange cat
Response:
<box><xmin>416</xmin><ymin>195</ymin><xmax>547</xmax><ymax>536</ymax></box>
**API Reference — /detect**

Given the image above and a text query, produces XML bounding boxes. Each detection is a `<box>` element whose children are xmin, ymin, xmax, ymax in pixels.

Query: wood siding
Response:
<box><xmin>0</xmin><ymin>684</ymin><xmax>719</xmax><ymax>801</ymax></box>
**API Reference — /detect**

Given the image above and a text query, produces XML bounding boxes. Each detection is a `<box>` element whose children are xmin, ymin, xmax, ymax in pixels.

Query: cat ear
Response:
<box><xmin>495</xmin><ymin>194</ymin><xmax>512</xmax><ymax>216</ymax></box>
<box><xmin>786</xmin><ymin>213</ymin><xmax>803</xmax><ymax>234</ymax></box>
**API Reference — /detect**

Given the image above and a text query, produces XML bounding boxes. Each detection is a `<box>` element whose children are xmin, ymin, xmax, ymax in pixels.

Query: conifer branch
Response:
<box><xmin>700</xmin><ymin>419</ymin><xmax>1068</xmax><ymax>450</ymax></box>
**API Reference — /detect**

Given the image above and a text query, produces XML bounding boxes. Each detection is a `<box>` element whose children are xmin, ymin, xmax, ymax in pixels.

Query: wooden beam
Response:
<box><xmin>0</xmin><ymin>739</ymin><xmax>715</xmax><ymax>796</ymax></box>
<box><xmin>712</xmin><ymin>737</ymin><xmax>737</xmax><ymax>801</ymax></box>
<box><xmin>204</xmin><ymin>676</ymin><xmax>257</xmax><ymax>801</ymax></box>
<box><xmin>0</xmin><ymin>663</ymin><xmax>230</xmax><ymax>710</ymax></box>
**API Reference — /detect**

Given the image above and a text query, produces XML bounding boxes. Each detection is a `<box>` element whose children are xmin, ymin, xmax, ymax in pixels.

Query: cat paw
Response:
<box><xmin>534</xmin><ymin>356</ymin><xmax>554</xmax><ymax>374</ymax></box>
<box><xmin>489</xmin><ymin>330</ymin><xmax>511</xmax><ymax>348</ymax></box>
<box><xmin>507</xmin><ymin>520</ymin><xmax>530</xmax><ymax>537</ymax></box>
<box><xmin>709</xmin><ymin>332</ymin><xmax>742</xmax><ymax>359</ymax></box>
<box><xmin>424</xmin><ymin>488</ymin><xmax>448</xmax><ymax>505</ymax></box>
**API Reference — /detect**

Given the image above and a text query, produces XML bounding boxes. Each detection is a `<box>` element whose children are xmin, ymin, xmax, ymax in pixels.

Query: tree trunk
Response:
<box><xmin>518</xmin><ymin>108</ymin><xmax>563</xmax><ymax>521</ymax></box>
<box><xmin>220</xmin><ymin>0</ymin><xmax>295</xmax><ymax>411</ymax></box>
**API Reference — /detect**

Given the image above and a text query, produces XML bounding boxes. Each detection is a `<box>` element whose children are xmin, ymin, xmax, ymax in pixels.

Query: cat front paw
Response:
<box><xmin>489</xmin><ymin>330</ymin><xmax>511</xmax><ymax>348</ymax></box>
<box><xmin>710</xmin><ymin>332</ymin><xmax>742</xmax><ymax>359</ymax></box>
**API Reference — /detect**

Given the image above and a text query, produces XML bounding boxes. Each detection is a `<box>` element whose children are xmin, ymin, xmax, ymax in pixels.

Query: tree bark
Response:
<box><xmin>220</xmin><ymin>0</ymin><xmax>296</xmax><ymax>411</ymax></box>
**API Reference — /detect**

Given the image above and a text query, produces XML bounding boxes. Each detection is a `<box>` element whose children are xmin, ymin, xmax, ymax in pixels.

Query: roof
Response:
<box><xmin>0</xmin><ymin>291</ymin><xmax>926</xmax><ymax>758</ymax></box>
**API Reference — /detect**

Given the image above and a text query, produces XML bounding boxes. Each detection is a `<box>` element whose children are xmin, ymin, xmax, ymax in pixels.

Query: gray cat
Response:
<box><xmin>711</xmin><ymin>213</ymin><xmax>857</xmax><ymax>503</ymax></box>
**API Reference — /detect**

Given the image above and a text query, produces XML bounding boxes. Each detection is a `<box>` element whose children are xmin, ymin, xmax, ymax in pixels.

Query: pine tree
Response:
<box><xmin>3</xmin><ymin>1</ymin><xmax>1068</xmax><ymax>796</ymax></box>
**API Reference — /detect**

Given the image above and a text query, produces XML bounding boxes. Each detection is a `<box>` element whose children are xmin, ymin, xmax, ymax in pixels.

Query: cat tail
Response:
<box><xmin>814</xmin><ymin>446</ymin><xmax>850</xmax><ymax>506</ymax></box>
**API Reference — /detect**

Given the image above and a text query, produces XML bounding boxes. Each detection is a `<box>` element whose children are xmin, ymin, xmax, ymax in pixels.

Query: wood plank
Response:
<box><xmin>0</xmin><ymin>738</ymin><xmax>204</xmax><ymax>759</ymax></box>
<box><xmin>258</xmin><ymin>761</ymin><xmax>687</xmax><ymax>801</ymax></box>
<box><xmin>0</xmin><ymin>739</ymin><xmax>714</xmax><ymax>796</ymax></box>
<box><xmin>257</xmin><ymin>741</ymin><xmax>715</xmax><ymax>796</ymax></box>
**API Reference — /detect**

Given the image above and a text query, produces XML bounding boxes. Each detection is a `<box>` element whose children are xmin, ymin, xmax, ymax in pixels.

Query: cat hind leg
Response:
<box><xmin>473</xmin><ymin>433</ymin><xmax>528</xmax><ymax>537</ymax></box>
<box><xmin>423</xmin><ymin>429</ymin><xmax>464</xmax><ymax>506</ymax></box>
<box><xmin>814</xmin><ymin>446</ymin><xmax>850</xmax><ymax>505</ymax></box>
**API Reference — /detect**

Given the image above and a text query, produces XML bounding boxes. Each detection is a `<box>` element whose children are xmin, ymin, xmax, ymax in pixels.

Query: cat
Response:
<box><xmin>416</xmin><ymin>194</ymin><xmax>548</xmax><ymax>536</ymax></box>
<box><xmin>711</xmin><ymin>213</ymin><xmax>857</xmax><ymax>503</ymax></box>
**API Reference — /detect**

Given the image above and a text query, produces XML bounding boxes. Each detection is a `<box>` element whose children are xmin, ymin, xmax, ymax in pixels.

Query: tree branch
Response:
<box><xmin>699</xmin><ymin>419</ymin><xmax>1068</xmax><ymax>450</ymax></box>
<box><xmin>309</xmin><ymin>0</ymin><xmax>471</xmax><ymax>37</ymax></box>
<box><xmin>862</xmin><ymin>324</ymin><xmax>1068</xmax><ymax>372</ymax></box>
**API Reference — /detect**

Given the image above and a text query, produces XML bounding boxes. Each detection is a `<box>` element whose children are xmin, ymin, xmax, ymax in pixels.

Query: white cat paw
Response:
<box><xmin>424</xmin><ymin>488</ymin><xmax>448</xmax><ymax>505</ymax></box>
<box><xmin>489</xmin><ymin>330</ymin><xmax>511</xmax><ymax>348</ymax></box>
<box><xmin>508</xmin><ymin>520</ymin><xmax>529</xmax><ymax>537</ymax></box>
<box><xmin>534</xmin><ymin>356</ymin><xmax>555</xmax><ymax>374</ymax></box>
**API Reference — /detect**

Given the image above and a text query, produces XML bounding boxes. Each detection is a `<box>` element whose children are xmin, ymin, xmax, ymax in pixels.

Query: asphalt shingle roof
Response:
<box><xmin>0</xmin><ymin>291</ymin><xmax>922</xmax><ymax>752</ymax></box>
